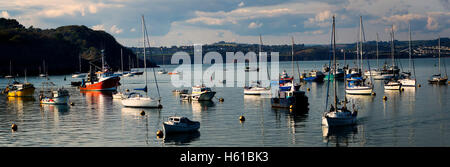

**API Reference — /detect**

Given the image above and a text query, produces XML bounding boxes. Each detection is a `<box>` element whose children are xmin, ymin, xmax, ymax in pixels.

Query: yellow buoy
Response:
<box><xmin>418</xmin><ymin>84</ymin><xmax>421</xmax><ymax>87</ymax></box>
<box><xmin>383</xmin><ymin>96</ymin><xmax>387</xmax><ymax>101</ymax></box>
<box><xmin>401</xmin><ymin>88</ymin><xmax>405</xmax><ymax>91</ymax></box>
<box><xmin>307</xmin><ymin>88</ymin><xmax>310</xmax><ymax>91</ymax></box>
<box><xmin>156</xmin><ymin>130</ymin><xmax>164</xmax><ymax>138</ymax></box>
<box><xmin>289</xmin><ymin>105</ymin><xmax>294</xmax><ymax>109</ymax></box>
<box><xmin>239</xmin><ymin>115</ymin><xmax>245</xmax><ymax>122</ymax></box>
<box><xmin>219</xmin><ymin>97</ymin><xmax>224</xmax><ymax>102</ymax></box>
<box><xmin>70</xmin><ymin>102</ymin><xmax>74</xmax><ymax>106</ymax></box>
<box><xmin>140</xmin><ymin>110</ymin><xmax>145</xmax><ymax>116</ymax></box>
<box><xmin>11</xmin><ymin>123</ymin><xmax>17</xmax><ymax>131</ymax></box>
<box><xmin>372</xmin><ymin>92</ymin><xmax>376</xmax><ymax>96</ymax></box>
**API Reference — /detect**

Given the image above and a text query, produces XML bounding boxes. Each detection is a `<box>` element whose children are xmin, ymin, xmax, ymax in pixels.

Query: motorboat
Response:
<box><xmin>181</xmin><ymin>85</ymin><xmax>216</xmax><ymax>101</ymax></box>
<box><xmin>163</xmin><ymin>116</ymin><xmax>200</xmax><ymax>134</ymax></box>
<box><xmin>3</xmin><ymin>81</ymin><xmax>35</xmax><ymax>97</ymax></box>
<box><xmin>301</xmin><ymin>70</ymin><xmax>325</xmax><ymax>82</ymax></box>
<box><xmin>39</xmin><ymin>85</ymin><xmax>70</xmax><ymax>105</ymax></box>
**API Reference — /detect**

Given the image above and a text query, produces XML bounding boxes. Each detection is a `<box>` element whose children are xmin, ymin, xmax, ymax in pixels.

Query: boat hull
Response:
<box><xmin>191</xmin><ymin>92</ymin><xmax>216</xmax><ymax>101</ymax></box>
<box><xmin>7</xmin><ymin>87</ymin><xmax>35</xmax><ymax>97</ymax></box>
<box><xmin>399</xmin><ymin>79</ymin><xmax>416</xmax><ymax>87</ymax></box>
<box><xmin>121</xmin><ymin>97</ymin><xmax>160</xmax><ymax>108</ymax></box>
<box><xmin>384</xmin><ymin>83</ymin><xmax>402</xmax><ymax>90</ymax></box>
<box><xmin>271</xmin><ymin>91</ymin><xmax>308</xmax><ymax>110</ymax></box>
<box><xmin>345</xmin><ymin>87</ymin><xmax>372</xmax><ymax>95</ymax></box>
<box><xmin>79</xmin><ymin>77</ymin><xmax>120</xmax><ymax>91</ymax></box>
<box><xmin>244</xmin><ymin>87</ymin><xmax>271</xmax><ymax>95</ymax></box>
<box><xmin>40</xmin><ymin>96</ymin><xmax>69</xmax><ymax>105</ymax></box>
<box><xmin>322</xmin><ymin>116</ymin><xmax>357</xmax><ymax>126</ymax></box>
<box><xmin>163</xmin><ymin>122</ymin><xmax>200</xmax><ymax>134</ymax></box>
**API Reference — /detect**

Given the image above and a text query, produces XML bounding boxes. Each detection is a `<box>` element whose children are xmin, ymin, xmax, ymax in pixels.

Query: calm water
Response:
<box><xmin>0</xmin><ymin>58</ymin><xmax>448</xmax><ymax>147</ymax></box>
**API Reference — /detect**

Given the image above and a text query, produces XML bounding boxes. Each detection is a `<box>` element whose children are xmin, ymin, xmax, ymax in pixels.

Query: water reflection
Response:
<box><xmin>163</xmin><ymin>131</ymin><xmax>201</xmax><ymax>145</ymax></box>
<box><xmin>190</xmin><ymin>101</ymin><xmax>215</xmax><ymax>121</ymax></box>
<box><xmin>322</xmin><ymin>125</ymin><xmax>358</xmax><ymax>147</ymax></box>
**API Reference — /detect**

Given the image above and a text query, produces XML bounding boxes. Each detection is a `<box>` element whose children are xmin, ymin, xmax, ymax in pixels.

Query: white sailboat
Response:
<box><xmin>121</xmin><ymin>15</ymin><xmax>162</xmax><ymax>108</ymax></box>
<box><xmin>428</xmin><ymin>36</ymin><xmax>448</xmax><ymax>84</ymax></box>
<box><xmin>5</xmin><ymin>60</ymin><xmax>14</xmax><ymax>78</ymax></box>
<box><xmin>72</xmin><ymin>55</ymin><xmax>86</xmax><ymax>78</ymax></box>
<box><xmin>399</xmin><ymin>24</ymin><xmax>416</xmax><ymax>87</ymax></box>
<box><xmin>346</xmin><ymin>16</ymin><xmax>373</xmax><ymax>95</ymax></box>
<box><xmin>244</xmin><ymin>34</ymin><xmax>271</xmax><ymax>95</ymax></box>
<box><xmin>157</xmin><ymin>48</ymin><xmax>168</xmax><ymax>74</ymax></box>
<box><xmin>323</xmin><ymin>16</ymin><xmax>357</xmax><ymax>127</ymax></box>
<box><xmin>384</xmin><ymin>25</ymin><xmax>402</xmax><ymax>91</ymax></box>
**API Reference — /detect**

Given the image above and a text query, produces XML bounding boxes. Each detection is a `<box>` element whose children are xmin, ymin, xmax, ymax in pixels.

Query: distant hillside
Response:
<box><xmin>0</xmin><ymin>18</ymin><xmax>155</xmax><ymax>76</ymax></box>
<box><xmin>131</xmin><ymin>38</ymin><xmax>449</xmax><ymax>65</ymax></box>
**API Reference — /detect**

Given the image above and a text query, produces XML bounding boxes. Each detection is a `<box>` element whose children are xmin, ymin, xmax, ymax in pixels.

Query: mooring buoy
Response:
<box><xmin>140</xmin><ymin>110</ymin><xmax>145</xmax><ymax>116</ymax></box>
<box><xmin>239</xmin><ymin>115</ymin><xmax>245</xmax><ymax>122</ymax></box>
<box><xmin>11</xmin><ymin>123</ymin><xmax>18</xmax><ymax>131</ymax></box>
<box><xmin>156</xmin><ymin>130</ymin><xmax>164</xmax><ymax>138</ymax></box>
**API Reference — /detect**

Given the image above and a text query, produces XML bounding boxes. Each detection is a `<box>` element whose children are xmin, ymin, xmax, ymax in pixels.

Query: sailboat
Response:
<box><xmin>39</xmin><ymin>60</ymin><xmax>48</xmax><ymax>77</ymax></box>
<box><xmin>399</xmin><ymin>24</ymin><xmax>416</xmax><ymax>87</ymax></box>
<box><xmin>72</xmin><ymin>55</ymin><xmax>86</xmax><ymax>78</ymax></box>
<box><xmin>244</xmin><ymin>34</ymin><xmax>271</xmax><ymax>95</ymax></box>
<box><xmin>271</xmin><ymin>36</ymin><xmax>308</xmax><ymax>110</ymax></box>
<box><xmin>121</xmin><ymin>15</ymin><xmax>162</xmax><ymax>108</ymax></box>
<box><xmin>5</xmin><ymin>60</ymin><xmax>14</xmax><ymax>78</ymax></box>
<box><xmin>384</xmin><ymin>25</ymin><xmax>402</xmax><ymax>90</ymax></box>
<box><xmin>428</xmin><ymin>36</ymin><xmax>448</xmax><ymax>84</ymax></box>
<box><xmin>322</xmin><ymin>16</ymin><xmax>357</xmax><ymax>127</ymax></box>
<box><xmin>157</xmin><ymin>48</ymin><xmax>168</xmax><ymax>74</ymax></box>
<box><xmin>345</xmin><ymin>16</ymin><xmax>373</xmax><ymax>95</ymax></box>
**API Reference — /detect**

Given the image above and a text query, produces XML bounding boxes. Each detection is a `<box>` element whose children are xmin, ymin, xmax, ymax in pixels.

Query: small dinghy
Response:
<box><xmin>163</xmin><ymin>116</ymin><xmax>200</xmax><ymax>134</ymax></box>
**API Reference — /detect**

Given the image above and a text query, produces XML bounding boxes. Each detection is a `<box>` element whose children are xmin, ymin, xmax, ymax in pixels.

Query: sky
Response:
<box><xmin>1</xmin><ymin>0</ymin><xmax>449</xmax><ymax>47</ymax></box>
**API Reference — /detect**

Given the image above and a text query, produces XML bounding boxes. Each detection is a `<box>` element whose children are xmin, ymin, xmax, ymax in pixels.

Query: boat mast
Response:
<box><xmin>101</xmin><ymin>50</ymin><xmax>105</xmax><ymax>71</ymax></box>
<box><xmin>142</xmin><ymin>15</ymin><xmax>161</xmax><ymax>100</ymax></box>
<box><xmin>291</xmin><ymin>36</ymin><xmax>295</xmax><ymax>77</ymax></box>
<box><xmin>141</xmin><ymin>15</ymin><xmax>148</xmax><ymax>96</ymax></box>
<box><xmin>391</xmin><ymin>25</ymin><xmax>395</xmax><ymax>76</ymax></box>
<box><xmin>376</xmin><ymin>33</ymin><xmax>379</xmax><ymax>69</ymax></box>
<box><xmin>121</xmin><ymin>48</ymin><xmax>124</xmax><ymax>74</ymax></box>
<box><xmin>9</xmin><ymin>60</ymin><xmax>12</xmax><ymax>76</ymax></box>
<box><xmin>332</xmin><ymin>16</ymin><xmax>337</xmax><ymax>111</ymax></box>
<box><xmin>79</xmin><ymin>55</ymin><xmax>82</xmax><ymax>73</ymax></box>
<box><xmin>438</xmin><ymin>36</ymin><xmax>441</xmax><ymax>75</ymax></box>
<box><xmin>408</xmin><ymin>24</ymin><xmax>412</xmax><ymax>73</ymax></box>
<box><xmin>359</xmin><ymin>16</ymin><xmax>364</xmax><ymax>72</ymax></box>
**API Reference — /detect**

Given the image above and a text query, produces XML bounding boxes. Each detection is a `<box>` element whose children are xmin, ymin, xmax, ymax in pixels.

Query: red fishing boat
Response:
<box><xmin>79</xmin><ymin>52</ymin><xmax>121</xmax><ymax>91</ymax></box>
<box><xmin>79</xmin><ymin>71</ymin><xmax>120</xmax><ymax>91</ymax></box>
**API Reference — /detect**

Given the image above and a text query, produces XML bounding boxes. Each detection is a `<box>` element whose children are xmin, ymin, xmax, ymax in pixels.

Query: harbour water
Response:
<box><xmin>0</xmin><ymin>58</ymin><xmax>448</xmax><ymax>147</ymax></box>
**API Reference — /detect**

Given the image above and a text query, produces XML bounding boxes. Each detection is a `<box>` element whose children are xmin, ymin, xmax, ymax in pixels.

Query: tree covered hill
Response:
<box><xmin>0</xmin><ymin>18</ymin><xmax>154</xmax><ymax>76</ymax></box>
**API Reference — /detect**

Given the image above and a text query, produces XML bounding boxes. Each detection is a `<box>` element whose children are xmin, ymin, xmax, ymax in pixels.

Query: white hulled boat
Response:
<box><xmin>384</xmin><ymin>25</ymin><xmax>402</xmax><ymax>91</ymax></box>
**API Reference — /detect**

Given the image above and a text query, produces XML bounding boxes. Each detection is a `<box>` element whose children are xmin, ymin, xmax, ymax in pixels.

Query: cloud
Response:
<box><xmin>92</xmin><ymin>24</ymin><xmax>105</xmax><ymax>31</ymax></box>
<box><xmin>185</xmin><ymin>1</ymin><xmax>332</xmax><ymax>26</ymax></box>
<box><xmin>248</xmin><ymin>22</ymin><xmax>263</xmax><ymax>29</ymax></box>
<box><xmin>238</xmin><ymin>2</ymin><xmax>245</xmax><ymax>7</ymax></box>
<box><xmin>304</xmin><ymin>10</ymin><xmax>333</xmax><ymax>27</ymax></box>
<box><xmin>110</xmin><ymin>25</ymin><xmax>123</xmax><ymax>34</ymax></box>
<box><xmin>1</xmin><ymin>11</ymin><xmax>10</xmax><ymax>18</ymax></box>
